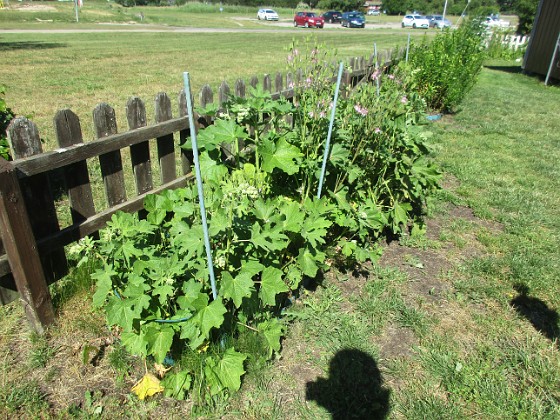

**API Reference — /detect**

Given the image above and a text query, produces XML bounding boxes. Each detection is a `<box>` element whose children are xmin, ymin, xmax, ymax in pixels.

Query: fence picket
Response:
<box><xmin>93</xmin><ymin>103</ymin><xmax>127</xmax><ymax>207</ymax></box>
<box><xmin>54</xmin><ymin>109</ymin><xmax>97</xmax><ymax>223</ymax></box>
<box><xmin>263</xmin><ymin>74</ymin><xmax>272</xmax><ymax>92</ymax></box>
<box><xmin>8</xmin><ymin>117</ymin><xmax>68</xmax><ymax>283</ymax></box>
<box><xmin>235</xmin><ymin>79</ymin><xmax>246</xmax><ymax>98</ymax></box>
<box><xmin>219</xmin><ymin>81</ymin><xmax>230</xmax><ymax>108</ymax></box>
<box><xmin>275</xmin><ymin>72</ymin><xmax>283</xmax><ymax>93</ymax></box>
<box><xmin>250</xmin><ymin>76</ymin><xmax>258</xmax><ymax>89</ymax></box>
<box><xmin>126</xmin><ymin>97</ymin><xmax>153</xmax><ymax>194</ymax></box>
<box><xmin>155</xmin><ymin>92</ymin><xmax>176</xmax><ymax>184</ymax></box>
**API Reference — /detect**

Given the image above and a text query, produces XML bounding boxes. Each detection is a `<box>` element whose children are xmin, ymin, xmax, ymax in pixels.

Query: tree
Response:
<box><xmin>513</xmin><ymin>0</ymin><xmax>539</xmax><ymax>34</ymax></box>
<box><xmin>382</xmin><ymin>0</ymin><xmax>410</xmax><ymax>15</ymax></box>
<box><xmin>318</xmin><ymin>0</ymin><xmax>363</xmax><ymax>12</ymax></box>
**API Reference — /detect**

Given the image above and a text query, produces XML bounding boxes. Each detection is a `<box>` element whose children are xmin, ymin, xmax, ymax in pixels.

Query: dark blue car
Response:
<box><xmin>341</xmin><ymin>12</ymin><xmax>366</xmax><ymax>28</ymax></box>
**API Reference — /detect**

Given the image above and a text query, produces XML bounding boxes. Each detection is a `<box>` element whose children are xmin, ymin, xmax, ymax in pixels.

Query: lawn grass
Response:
<box><xmin>0</xmin><ymin>30</ymin><xmax>410</xmax><ymax>149</ymax></box>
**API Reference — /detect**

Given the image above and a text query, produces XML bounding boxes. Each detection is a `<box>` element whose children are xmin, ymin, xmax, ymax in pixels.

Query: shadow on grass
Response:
<box><xmin>0</xmin><ymin>41</ymin><xmax>67</xmax><ymax>51</ymax></box>
<box><xmin>510</xmin><ymin>284</ymin><xmax>559</xmax><ymax>346</ymax></box>
<box><xmin>306</xmin><ymin>348</ymin><xmax>390</xmax><ymax>419</ymax></box>
<box><xmin>484</xmin><ymin>65</ymin><xmax>524</xmax><ymax>75</ymax></box>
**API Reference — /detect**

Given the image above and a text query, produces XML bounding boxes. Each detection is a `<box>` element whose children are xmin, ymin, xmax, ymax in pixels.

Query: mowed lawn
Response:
<box><xmin>0</xmin><ymin>30</ymin><xmax>410</xmax><ymax>148</ymax></box>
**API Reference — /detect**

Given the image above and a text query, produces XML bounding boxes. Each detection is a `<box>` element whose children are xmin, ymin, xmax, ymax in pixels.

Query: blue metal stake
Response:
<box><xmin>374</xmin><ymin>42</ymin><xmax>380</xmax><ymax>97</ymax></box>
<box><xmin>406</xmin><ymin>34</ymin><xmax>411</xmax><ymax>62</ymax></box>
<box><xmin>317</xmin><ymin>62</ymin><xmax>344</xmax><ymax>199</ymax></box>
<box><xmin>183</xmin><ymin>72</ymin><xmax>218</xmax><ymax>300</ymax></box>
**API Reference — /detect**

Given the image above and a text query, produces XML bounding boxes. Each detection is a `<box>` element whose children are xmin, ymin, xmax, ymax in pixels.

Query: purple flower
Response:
<box><xmin>308</xmin><ymin>111</ymin><xmax>315</xmax><ymax>118</ymax></box>
<box><xmin>371</xmin><ymin>69</ymin><xmax>381</xmax><ymax>80</ymax></box>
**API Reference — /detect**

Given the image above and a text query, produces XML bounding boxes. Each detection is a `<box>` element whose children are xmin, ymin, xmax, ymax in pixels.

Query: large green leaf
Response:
<box><xmin>194</xmin><ymin>298</ymin><xmax>227</xmax><ymax>338</ymax></box>
<box><xmin>121</xmin><ymin>331</ymin><xmax>148</xmax><ymax>357</ymax></box>
<box><xmin>250</xmin><ymin>222</ymin><xmax>289</xmax><ymax>252</ymax></box>
<box><xmin>91</xmin><ymin>265</ymin><xmax>116</xmax><ymax>308</ymax></box>
<box><xmin>259</xmin><ymin>137</ymin><xmax>302</xmax><ymax>175</ymax></box>
<box><xmin>204</xmin><ymin>348</ymin><xmax>247</xmax><ymax>395</ymax></box>
<box><xmin>259</xmin><ymin>267</ymin><xmax>288</xmax><ymax>306</ymax></box>
<box><xmin>105</xmin><ymin>296</ymin><xmax>140</xmax><ymax>332</ymax></box>
<box><xmin>220</xmin><ymin>271</ymin><xmax>255</xmax><ymax>308</ymax></box>
<box><xmin>162</xmin><ymin>371</ymin><xmax>192</xmax><ymax>400</ymax></box>
<box><xmin>258</xmin><ymin>318</ymin><xmax>284</xmax><ymax>358</ymax></box>
<box><xmin>145</xmin><ymin>324</ymin><xmax>175</xmax><ymax>364</ymax></box>
<box><xmin>199</xmin><ymin>151</ymin><xmax>228</xmax><ymax>182</ymax></box>
<box><xmin>280</xmin><ymin>201</ymin><xmax>305</xmax><ymax>233</ymax></box>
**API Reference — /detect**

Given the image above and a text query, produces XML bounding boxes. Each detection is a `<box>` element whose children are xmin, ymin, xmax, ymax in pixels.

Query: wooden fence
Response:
<box><xmin>0</xmin><ymin>55</ymin><xmax>379</xmax><ymax>333</ymax></box>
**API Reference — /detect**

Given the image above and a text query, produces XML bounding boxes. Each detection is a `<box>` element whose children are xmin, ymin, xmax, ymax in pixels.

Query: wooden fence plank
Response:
<box><xmin>235</xmin><ymin>79</ymin><xmax>246</xmax><ymax>98</ymax></box>
<box><xmin>126</xmin><ymin>97</ymin><xmax>153</xmax><ymax>195</ymax></box>
<box><xmin>275</xmin><ymin>72</ymin><xmax>283</xmax><ymax>93</ymax></box>
<box><xmin>93</xmin><ymin>103</ymin><xmax>127</xmax><ymax>207</ymax></box>
<box><xmin>155</xmin><ymin>93</ymin><xmax>176</xmax><ymax>185</ymax></box>
<box><xmin>263</xmin><ymin>74</ymin><xmax>272</xmax><ymax>92</ymax></box>
<box><xmin>14</xmin><ymin>118</ymin><xmax>189</xmax><ymax>178</ymax></box>
<box><xmin>178</xmin><ymin>90</ymin><xmax>194</xmax><ymax>175</ymax></box>
<box><xmin>219</xmin><ymin>81</ymin><xmax>230</xmax><ymax>108</ymax></box>
<box><xmin>8</xmin><ymin>117</ymin><xmax>67</xmax><ymax>282</ymax></box>
<box><xmin>37</xmin><ymin>174</ymin><xmax>193</xmax><ymax>252</ymax></box>
<box><xmin>250</xmin><ymin>76</ymin><xmax>258</xmax><ymax>89</ymax></box>
<box><xmin>199</xmin><ymin>84</ymin><xmax>213</xmax><ymax>126</ymax></box>
<box><xmin>54</xmin><ymin>109</ymin><xmax>96</xmax><ymax>223</ymax></box>
<box><xmin>0</xmin><ymin>159</ymin><xmax>54</xmax><ymax>332</ymax></box>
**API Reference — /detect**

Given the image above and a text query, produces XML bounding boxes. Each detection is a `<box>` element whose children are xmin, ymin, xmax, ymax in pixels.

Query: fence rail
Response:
<box><xmin>0</xmin><ymin>54</ymin><xmax>382</xmax><ymax>332</ymax></box>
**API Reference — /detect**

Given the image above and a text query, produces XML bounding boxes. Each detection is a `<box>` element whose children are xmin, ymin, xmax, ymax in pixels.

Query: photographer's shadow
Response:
<box><xmin>306</xmin><ymin>348</ymin><xmax>390</xmax><ymax>419</ymax></box>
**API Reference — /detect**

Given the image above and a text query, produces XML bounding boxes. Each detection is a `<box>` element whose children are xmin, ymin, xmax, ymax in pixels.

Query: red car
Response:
<box><xmin>293</xmin><ymin>12</ymin><xmax>324</xmax><ymax>28</ymax></box>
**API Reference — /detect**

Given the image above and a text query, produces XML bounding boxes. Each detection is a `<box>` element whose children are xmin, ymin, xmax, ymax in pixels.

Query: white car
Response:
<box><xmin>257</xmin><ymin>9</ymin><xmax>279</xmax><ymax>21</ymax></box>
<box><xmin>401</xmin><ymin>15</ymin><xmax>430</xmax><ymax>29</ymax></box>
<box><xmin>484</xmin><ymin>16</ymin><xmax>510</xmax><ymax>28</ymax></box>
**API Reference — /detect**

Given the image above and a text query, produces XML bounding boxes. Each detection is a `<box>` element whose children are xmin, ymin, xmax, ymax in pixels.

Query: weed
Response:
<box><xmin>29</xmin><ymin>333</ymin><xmax>56</xmax><ymax>369</ymax></box>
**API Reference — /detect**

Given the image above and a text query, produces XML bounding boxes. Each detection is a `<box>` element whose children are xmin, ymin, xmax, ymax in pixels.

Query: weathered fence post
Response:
<box><xmin>199</xmin><ymin>84</ymin><xmax>214</xmax><ymax>126</ymax></box>
<box><xmin>93</xmin><ymin>103</ymin><xmax>127</xmax><ymax>206</ymax></box>
<box><xmin>54</xmin><ymin>109</ymin><xmax>97</xmax><ymax>223</ymax></box>
<box><xmin>0</xmin><ymin>158</ymin><xmax>54</xmax><ymax>333</ymax></box>
<box><xmin>155</xmin><ymin>92</ymin><xmax>176</xmax><ymax>184</ymax></box>
<box><xmin>235</xmin><ymin>79</ymin><xmax>246</xmax><ymax>98</ymax></box>
<box><xmin>263</xmin><ymin>74</ymin><xmax>272</xmax><ymax>93</ymax></box>
<box><xmin>8</xmin><ymin>117</ymin><xmax>67</xmax><ymax>281</ymax></box>
<box><xmin>218</xmin><ymin>81</ymin><xmax>230</xmax><ymax>109</ymax></box>
<box><xmin>126</xmin><ymin>97</ymin><xmax>154</xmax><ymax>195</ymax></box>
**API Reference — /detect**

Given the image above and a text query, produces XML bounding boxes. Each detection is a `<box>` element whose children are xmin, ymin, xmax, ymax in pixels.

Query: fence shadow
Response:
<box><xmin>510</xmin><ymin>284</ymin><xmax>559</xmax><ymax>346</ymax></box>
<box><xmin>306</xmin><ymin>348</ymin><xmax>390</xmax><ymax>419</ymax></box>
<box><xmin>0</xmin><ymin>41</ymin><xmax>67</xmax><ymax>51</ymax></box>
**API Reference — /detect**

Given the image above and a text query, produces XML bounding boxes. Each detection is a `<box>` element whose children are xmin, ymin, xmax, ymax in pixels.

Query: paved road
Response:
<box><xmin>0</xmin><ymin>21</ymin><xmax>402</xmax><ymax>34</ymax></box>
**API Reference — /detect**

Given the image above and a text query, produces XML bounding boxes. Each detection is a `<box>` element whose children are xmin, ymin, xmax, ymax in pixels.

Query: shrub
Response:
<box><xmin>407</xmin><ymin>19</ymin><xmax>486</xmax><ymax>112</ymax></box>
<box><xmin>0</xmin><ymin>85</ymin><xmax>14</xmax><ymax>161</ymax></box>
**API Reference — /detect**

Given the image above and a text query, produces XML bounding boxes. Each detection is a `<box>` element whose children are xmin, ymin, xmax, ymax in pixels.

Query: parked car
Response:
<box><xmin>322</xmin><ymin>10</ymin><xmax>342</xmax><ymax>23</ymax></box>
<box><xmin>428</xmin><ymin>15</ymin><xmax>451</xmax><ymax>29</ymax></box>
<box><xmin>341</xmin><ymin>12</ymin><xmax>366</xmax><ymax>28</ymax></box>
<box><xmin>401</xmin><ymin>14</ymin><xmax>430</xmax><ymax>29</ymax></box>
<box><xmin>257</xmin><ymin>9</ymin><xmax>279</xmax><ymax>21</ymax></box>
<box><xmin>293</xmin><ymin>12</ymin><xmax>324</xmax><ymax>28</ymax></box>
<box><xmin>367</xmin><ymin>8</ymin><xmax>380</xmax><ymax>16</ymax></box>
<box><xmin>483</xmin><ymin>16</ymin><xmax>510</xmax><ymax>28</ymax></box>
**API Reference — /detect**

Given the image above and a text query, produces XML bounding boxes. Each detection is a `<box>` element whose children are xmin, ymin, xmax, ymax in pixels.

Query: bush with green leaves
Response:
<box><xmin>407</xmin><ymin>19</ymin><xmax>487</xmax><ymax>112</ymax></box>
<box><xmin>0</xmin><ymin>85</ymin><xmax>14</xmax><ymax>160</ymax></box>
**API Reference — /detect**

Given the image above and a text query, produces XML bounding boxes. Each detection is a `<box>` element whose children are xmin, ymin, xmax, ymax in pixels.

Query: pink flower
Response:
<box><xmin>388</xmin><ymin>74</ymin><xmax>395</xmax><ymax>80</ymax></box>
<box><xmin>371</xmin><ymin>69</ymin><xmax>381</xmax><ymax>80</ymax></box>
<box><xmin>308</xmin><ymin>111</ymin><xmax>315</xmax><ymax>118</ymax></box>
<box><xmin>319</xmin><ymin>111</ymin><xmax>327</xmax><ymax>118</ymax></box>
<box><xmin>288</xmin><ymin>81</ymin><xmax>295</xmax><ymax>89</ymax></box>
<box><xmin>374</xmin><ymin>127</ymin><xmax>381</xmax><ymax>134</ymax></box>
<box><xmin>354</xmin><ymin>104</ymin><xmax>368</xmax><ymax>116</ymax></box>
<box><xmin>400</xmin><ymin>96</ymin><xmax>408</xmax><ymax>104</ymax></box>
<box><xmin>293</xmin><ymin>48</ymin><xmax>299</xmax><ymax>56</ymax></box>
<box><xmin>287</xmin><ymin>54</ymin><xmax>294</xmax><ymax>63</ymax></box>
<box><xmin>305</xmin><ymin>77</ymin><xmax>312</xmax><ymax>87</ymax></box>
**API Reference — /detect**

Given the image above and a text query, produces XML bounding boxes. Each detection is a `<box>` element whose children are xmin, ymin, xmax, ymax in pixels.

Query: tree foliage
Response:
<box><xmin>317</xmin><ymin>0</ymin><xmax>363</xmax><ymax>12</ymax></box>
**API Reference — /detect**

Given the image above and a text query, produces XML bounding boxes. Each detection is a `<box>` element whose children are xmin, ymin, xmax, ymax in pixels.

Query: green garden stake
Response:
<box><xmin>183</xmin><ymin>72</ymin><xmax>218</xmax><ymax>300</ymax></box>
<box><xmin>317</xmin><ymin>62</ymin><xmax>344</xmax><ymax>199</ymax></box>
